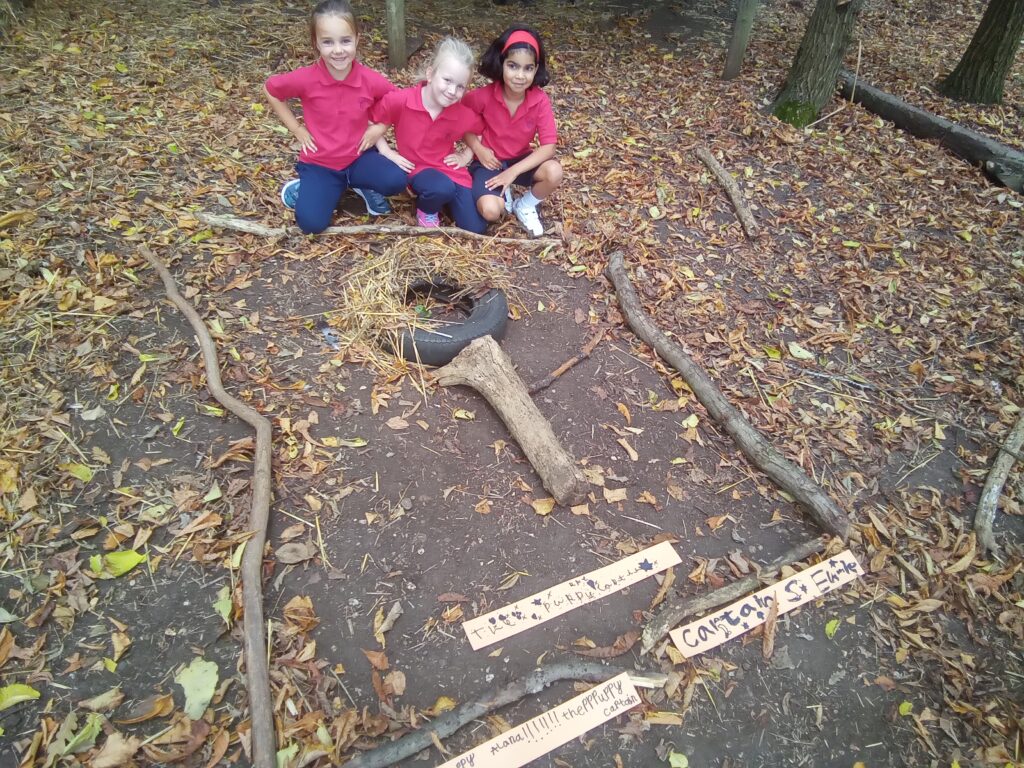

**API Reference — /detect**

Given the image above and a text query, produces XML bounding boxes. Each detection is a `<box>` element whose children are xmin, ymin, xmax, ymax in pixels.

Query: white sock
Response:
<box><xmin>519</xmin><ymin>190</ymin><xmax>541</xmax><ymax>209</ymax></box>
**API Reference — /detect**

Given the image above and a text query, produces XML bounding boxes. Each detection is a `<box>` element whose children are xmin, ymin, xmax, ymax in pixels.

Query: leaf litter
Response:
<box><xmin>0</xmin><ymin>0</ymin><xmax>1021</xmax><ymax>765</ymax></box>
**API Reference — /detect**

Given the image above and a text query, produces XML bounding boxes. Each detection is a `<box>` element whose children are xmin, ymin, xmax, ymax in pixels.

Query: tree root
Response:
<box><xmin>194</xmin><ymin>211</ymin><xmax>563</xmax><ymax>249</ymax></box>
<box><xmin>141</xmin><ymin>247</ymin><xmax>276</xmax><ymax>768</ymax></box>
<box><xmin>695</xmin><ymin>147</ymin><xmax>760</xmax><ymax>238</ymax></box>
<box><xmin>527</xmin><ymin>328</ymin><xmax>606</xmax><ymax>394</ymax></box>
<box><xmin>345</xmin><ymin>660</ymin><xmax>626</xmax><ymax>768</ymax></box>
<box><xmin>641</xmin><ymin>536</ymin><xmax>829</xmax><ymax>654</ymax></box>
<box><xmin>975</xmin><ymin>412</ymin><xmax>1024</xmax><ymax>555</ymax></box>
<box><xmin>605</xmin><ymin>251</ymin><xmax>850</xmax><ymax>539</ymax></box>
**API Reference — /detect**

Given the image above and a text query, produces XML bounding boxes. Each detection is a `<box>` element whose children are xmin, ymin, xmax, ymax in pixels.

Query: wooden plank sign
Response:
<box><xmin>670</xmin><ymin>550</ymin><xmax>863</xmax><ymax>658</ymax></box>
<box><xmin>438</xmin><ymin>673</ymin><xmax>641</xmax><ymax>768</ymax></box>
<box><xmin>463</xmin><ymin>541</ymin><xmax>681</xmax><ymax>650</ymax></box>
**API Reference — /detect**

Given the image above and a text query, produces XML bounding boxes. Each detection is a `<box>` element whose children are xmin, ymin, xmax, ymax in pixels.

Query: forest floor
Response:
<box><xmin>1</xmin><ymin>0</ymin><xmax>1023</xmax><ymax>766</ymax></box>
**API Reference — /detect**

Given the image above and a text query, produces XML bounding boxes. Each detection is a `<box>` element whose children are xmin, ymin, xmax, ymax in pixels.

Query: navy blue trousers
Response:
<box><xmin>295</xmin><ymin>150</ymin><xmax>408</xmax><ymax>234</ymax></box>
<box><xmin>409</xmin><ymin>169</ymin><xmax>487</xmax><ymax>234</ymax></box>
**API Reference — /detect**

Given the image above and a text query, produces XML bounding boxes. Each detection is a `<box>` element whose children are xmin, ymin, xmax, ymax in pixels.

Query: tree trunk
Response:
<box><xmin>723</xmin><ymin>0</ymin><xmax>759</xmax><ymax>80</ymax></box>
<box><xmin>940</xmin><ymin>0</ymin><xmax>1024</xmax><ymax>104</ymax></box>
<box><xmin>772</xmin><ymin>0</ymin><xmax>865</xmax><ymax>127</ymax></box>
<box><xmin>386</xmin><ymin>0</ymin><xmax>407</xmax><ymax>70</ymax></box>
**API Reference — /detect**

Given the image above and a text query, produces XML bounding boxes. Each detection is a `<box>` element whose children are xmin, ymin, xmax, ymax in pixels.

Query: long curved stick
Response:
<box><xmin>142</xmin><ymin>247</ymin><xmax>276</xmax><ymax>768</ymax></box>
<box><xmin>605</xmin><ymin>251</ymin><xmax>850</xmax><ymax>540</ymax></box>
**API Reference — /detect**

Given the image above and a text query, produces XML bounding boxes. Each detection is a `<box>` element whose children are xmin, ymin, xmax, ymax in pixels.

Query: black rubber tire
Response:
<box><xmin>390</xmin><ymin>279</ymin><xmax>509</xmax><ymax>367</ymax></box>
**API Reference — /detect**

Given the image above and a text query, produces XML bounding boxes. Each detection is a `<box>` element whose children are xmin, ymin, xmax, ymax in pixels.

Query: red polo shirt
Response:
<box><xmin>462</xmin><ymin>82</ymin><xmax>557</xmax><ymax>161</ymax></box>
<box><xmin>370</xmin><ymin>85</ymin><xmax>484</xmax><ymax>186</ymax></box>
<box><xmin>265</xmin><ymin>59</ymin><xmax>395</xmax><ymax>171</ymax></box>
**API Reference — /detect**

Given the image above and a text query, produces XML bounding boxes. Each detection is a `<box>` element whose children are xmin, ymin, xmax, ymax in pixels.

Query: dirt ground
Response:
<box><xmin>2</xmin><ymin>0</ymin><xmax>1023</xmax><ymax>766</ymax></box>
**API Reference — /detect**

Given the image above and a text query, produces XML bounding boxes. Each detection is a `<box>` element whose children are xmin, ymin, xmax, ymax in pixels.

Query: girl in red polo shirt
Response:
<box><xmin>264</xmin><ymin>0</ymin><xmax>411</xmax><ymax>234</ymax></box>
<box><xmin>462</xmin><ymin>26</ymin><xmax>562</xmax><ymax>238</ymax></box>
<box><xmin>362</xmin><ymin>37</ymin><xmax>487</xmax><ymax>233</ymax></box>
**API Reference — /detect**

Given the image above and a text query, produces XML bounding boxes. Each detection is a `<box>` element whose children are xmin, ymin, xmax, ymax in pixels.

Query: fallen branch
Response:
<box><xmin>837</xmin><ymin>70</ymin><xmax>1024</xmax><ymax>193</ymax></box>
<box><xmin>975</xmin><ymin>412</ymin><xmax>1024</xmax><ymax>555</ymax></box>
<box><xmin>195</xmin><ymin>211</ymin><xmax>563</xmax><ymax>249</ymax></box>
<box><xmin>141</xmin><ymin>247</ymin><xmax>276</xmax><ymax>768</ymax></box>
<box><xmin>641</xmin><ymin>536</ymin><xmax>829</xmax><ymax>654</ymax></box>
<box><xmin>695</xmin><ymin>147</ymin><xmax>760</xmax><ymax>238</ymax></box>
<box><xmin>434</xmin><ymin>336</ymin><xmax>589</xmax><ymax>505</ymax></box>
<box><xmin>345</xmin><ymin>660</ymin><xmax>625</xmax><ymax>768</ymax></box>
<box><xmin>605</xmin><ymin>251</ymin><xmax>850</xmax><ymax>539</ymax></box>
<box><xmin>528</xmin><ymin>328</ymin><xmax>606</xmax><ymax>394</ymax></box>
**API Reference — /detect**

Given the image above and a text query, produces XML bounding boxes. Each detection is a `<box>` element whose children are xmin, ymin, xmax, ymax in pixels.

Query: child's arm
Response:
<box><xmin>264</xmin><ymin>85</ymin><xmax>317</xmax><ymax>154</ymax></box>
<box><xmin>375</xmin><ymin>136</ymin><xmax>414</xmax><ymax>172</ymax></box>
<box><xmin>358</xmin><ymin>122</ymin><xmax>389</xmax><ymax>153</ymax></box>
<box><xmin>464</xmin><ymin>133</ymin><xmax>500</xmax><ymax>170</ymax></box>
<box><xmin>483</xmin><ymin>143</ymin><xmax>555</xmax><ymax>192</ymax></box>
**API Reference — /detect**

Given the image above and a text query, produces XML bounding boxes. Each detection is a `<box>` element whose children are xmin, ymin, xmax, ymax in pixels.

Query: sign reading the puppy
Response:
<box><xmin>670</xmin><ymin>550</ymin><xmax>864</xmax><ymax>658</ymax></box>
<box><xmin>438</xmin><ymin>673</ymin><xmax>640</xmax><ymax>768</ymax></box>
<box><xmin>463</xmin><ymin>541</ymin><xmax>681</xmax><ymax>650</ymax></box>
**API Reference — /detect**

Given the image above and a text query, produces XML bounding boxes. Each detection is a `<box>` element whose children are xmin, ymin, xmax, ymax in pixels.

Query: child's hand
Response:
<box><xmin>382</xmin><ymin>147</ymin><xmax>415</xmax><ymax>173</ymax></box>
<box><xmin>475</xmin><ymin>146</ymin><xmax>500</xmax><ymax>170</ymax></box>
<box><xmin>444</xmin><ymin>148</ymin><xmax>473</xmax><ymax>169</ymax></box>
<box><xmin>484</xmin><ymin>169</ymin><xmax>516</xmax><ymax>193</ymax></box>
<box><xmin>359</xmin><ymin>123</ymin><xmax>387</xmax><ymax>153</ymax></box>
<box><xmin>294</xmin><ymin>127</ymin><xmax>317</xmax><ymax>154</ymax></box>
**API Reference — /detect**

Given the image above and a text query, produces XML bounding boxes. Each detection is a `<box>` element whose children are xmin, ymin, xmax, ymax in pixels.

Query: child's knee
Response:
<box><xmin>296</xmin><ymin>210</ymin><xmax>331</xmax><ymax>235</ymax></box>
<box><xmin>479</xmin><ymin>197</ymin><xmax>504</xmax><ymax>222</ymax></box>
<box><xmin>542</xmin><ymin>159</ymin><xmax>564</xmax><ymax>187</ymax></box>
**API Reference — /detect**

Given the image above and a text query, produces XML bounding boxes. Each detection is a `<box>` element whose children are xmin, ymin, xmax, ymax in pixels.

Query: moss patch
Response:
<box><xmin>773</xmin><ymin>100</ymin><xmax>818</xmax><ymax>128</ymax></box>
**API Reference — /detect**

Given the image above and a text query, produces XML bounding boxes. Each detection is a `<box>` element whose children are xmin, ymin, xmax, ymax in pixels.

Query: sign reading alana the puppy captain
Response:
<box><xmin>463</xmin><ymin>541</ymin><xmax>681</xmax><ymax>650</ymax></box>
<box><xmin>438</xmin><ymin>673</ymin><xmax>641</xmax><ymax>768</ymax></box>
<box><xmin>670</xmin><ymin>550</ymin><xmax>864</xmax><ymax>658</ymax></box>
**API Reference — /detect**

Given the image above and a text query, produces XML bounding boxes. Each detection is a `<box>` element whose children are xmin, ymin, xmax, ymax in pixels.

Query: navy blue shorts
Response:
<box><xmin>470</xmin><ymin>154</ymin><xmax>537</xmax><ymax>201</ymax></box>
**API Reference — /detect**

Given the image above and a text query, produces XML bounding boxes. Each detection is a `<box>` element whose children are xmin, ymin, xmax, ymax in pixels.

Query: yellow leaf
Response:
<box><xmin>453</xmin><ymin>409</ymin><xmax>475</xmax><ymax>421</ymax></box>
<box><xmin>531</xmin><ymin>497</ymin><xmax>556</xmax><ymax>516</ymax></box>
<box><xmin>60</xmin><ymin>463</ymin><xmax>94</xmax><ymax>483</ymax></box>
<box><xmin>0</xmin><ymin>684</ymin><xmax>40</xmax><ymax>711</ymax></box>
<box><xmin>93</xmin><ymin>296</ymin><xmax>116</xmax><ymax>312</ymax></box>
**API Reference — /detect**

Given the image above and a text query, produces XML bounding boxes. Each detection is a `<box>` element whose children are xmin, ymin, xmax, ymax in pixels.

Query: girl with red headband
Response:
<box><xmin>462</xmin><ymin>25</ymin><xmax>562</xmax><ymax>238</ymax></box>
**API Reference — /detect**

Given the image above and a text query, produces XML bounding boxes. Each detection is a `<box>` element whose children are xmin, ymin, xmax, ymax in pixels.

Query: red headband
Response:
<box><xmin>502</xmin><ymin>30</ymin><xmax>539</xmax><ymax>55</ymax></box>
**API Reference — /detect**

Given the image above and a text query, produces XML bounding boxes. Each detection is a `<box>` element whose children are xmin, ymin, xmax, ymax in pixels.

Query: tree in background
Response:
<box><xmin>771</xmin><ymin>0</ymin><xmax>865</xmax><ymax>127</ymax></box>
<box><xmin>940</xmin><ymin>0</ymin><xmax>1024</xmax><ymax>104</ymax></box>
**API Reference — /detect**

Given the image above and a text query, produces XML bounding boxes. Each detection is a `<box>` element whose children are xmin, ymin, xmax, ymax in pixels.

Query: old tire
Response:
<box><xmin>391</xmin><ymin>279</ymin><xmax>509</xmax><ymax>367</ymax></box>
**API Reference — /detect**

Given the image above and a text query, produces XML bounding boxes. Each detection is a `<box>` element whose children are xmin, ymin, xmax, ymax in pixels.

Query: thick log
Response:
<box><xmin>434</xmin><ymin>336</ymin><xmax>588</xmax><ymax>506</ymax></box>
<box><xmin>605</xmin><ymin>251</ymin><xmax>851</xmax><ymax>540</ymax></box>
<box><xmin>837</xmin><ymin>70</ymin><xmax>1024</xmax><ymax>193</ymax></box>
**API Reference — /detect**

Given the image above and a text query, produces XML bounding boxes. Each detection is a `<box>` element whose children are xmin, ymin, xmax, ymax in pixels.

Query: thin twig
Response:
<box><xmin>141</xmin><ymin>247</ymin><xmax>276</xmax><ymax>768</ymax></box>
<box><xmin>528</xmin><ymin>328</ymin><xmax>606</xmax><ymax>394</ymax></box>
<box><xmin>694</xmin><ymin>147</ymin><xmax>759</xmax><ymax>238</ymax></box>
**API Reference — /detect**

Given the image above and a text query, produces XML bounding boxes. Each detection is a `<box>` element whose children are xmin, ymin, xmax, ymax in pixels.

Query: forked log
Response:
<box><xmin>605</xmin><ymin>251</ymin><xmax>851</xmax><ymax>539</ymax></box>
<box><xmin>434</xmin><ymin>336</ymin><xmax>588</xmax><ymax>506</ymax></box>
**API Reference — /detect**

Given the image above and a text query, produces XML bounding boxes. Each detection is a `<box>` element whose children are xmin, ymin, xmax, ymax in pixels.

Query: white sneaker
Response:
<box><xmin>513</xmin><ymin>199</ymin><xmax>543</xmax><ymax>237</ymax></box>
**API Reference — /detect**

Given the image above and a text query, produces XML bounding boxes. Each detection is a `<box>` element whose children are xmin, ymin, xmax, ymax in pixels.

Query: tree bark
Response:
<box><xmin>940</xmin><ymin>0</ymin><xmax>1024</xmax><ymax>104</ymax></box>
<box><xmin>604</xmin><ymin>251</ymin><xmax>851</xmax><ymax>540</ymax></box>
<box><xmin>385</xmin><ymin>0</ymin><xmax>407</xmax><ymax>69</ymax></box>
<box><xmin>772</xmin><ymin>0</ymin><xmax>865</xmax><ymax>127</ymax></box>
<box><xmin>837</xmin><ymin>70</ymin><xmax>1024</xmax><ymax>193</ymax></box>
<box><xmin>434</xmin><ymin>336</ymin><xmax>589</xmax><ymax>506</ymax></box>
<box><xmin>975</xmin><ymin>413</ymin><xmax>1024</xmax><ymax>555</ymax></box>
<box><xmin>723</xmin><ymin>0</ymin><xmax>759</xmax><ymax>80</ymax></box>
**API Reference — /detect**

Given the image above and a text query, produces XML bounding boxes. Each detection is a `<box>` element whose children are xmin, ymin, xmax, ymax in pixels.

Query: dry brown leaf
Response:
<box><xmin>115</xmin><ymin>693</ymin><xmax>174</xmax><ymax>724</ymax></box>
<box><xmin>574</xmin><ymin>630</ymin><xmax>640</xmax><ymax>658</ymax></box>
<box><xmin>275</xmin><ymin>540</ymin><xmax>317</xmax><ymax>564</ymax></box>
<box><xmin>762</xmin><ymin>590</ymin><xmax>780</xmax><ymax>661</ymax></box>
<box><xmin>362</xmin><ymin>648</ymin><xmax>389</xmax><ymax>671</ymax></box>
<box><xmin>92</xmin><ymin>732</ymin><xmax>142</xmax><ymax>768</ymax></box>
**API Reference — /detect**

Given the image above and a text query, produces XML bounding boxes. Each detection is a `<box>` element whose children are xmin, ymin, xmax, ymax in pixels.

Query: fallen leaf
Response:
<box><xmin>573</xmin><ymin>630</ymin><xmax>640</xmax><ymax>658</ymax></box>
<box><xmin>0</xmin><ymin>683</ymin><xmax>40</xmax><ymax>711</ymax></box>
<box><xmin>531</xmin><ymin>497</ymin><xmax>556</xmax><ymax>516</ymax></box>
<box><xmin>79</xmin><ymin>687</ymin><xmax>124</xmax><ymax>712</ymax></box>
<box><xmin>175</xmin><ymin>657</ymin><xmax>219</xmax><ymax>719</ymax></box>
<box><xmin>362</xmin><ymin>649</ymin><xmax>389</xmax><ymax>671</ymax></box>
<box><xmin>91</xmin><ymin>732</ymin><xmax>142</xmax><ymax>768</ymax></box>
<box><xmin>603</xmin><ymin>487</ymin><xmax>628</xmax><ymax>503</ymax></box>
<box><xmin>275</xmin><ymin>540</ymin><xmax>317</xmax><ymax>564</ymax></box>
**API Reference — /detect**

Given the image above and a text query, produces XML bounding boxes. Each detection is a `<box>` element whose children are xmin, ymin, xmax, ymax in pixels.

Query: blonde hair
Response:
<box><xmin>423</xmin><ymin>36</ymin><xmax>474</xmax><ymax>79</ymax></box>
<box><xmin>309</xmin><ymin>0</ymin><xmax>359</xmax><ymax>51</ymax></box>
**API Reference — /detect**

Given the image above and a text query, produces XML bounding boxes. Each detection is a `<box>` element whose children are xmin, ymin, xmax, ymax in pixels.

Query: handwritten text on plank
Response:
<box><xmin>438</xmin><ymin>673</ymin><xmax>640</xmax><ymax>768</ymax></box>
<box><xmin>464</xmin><ymin>541</ymin><xmax>681</xmax><ymax>649</ymax></box>
<box><xmin>670</xmin><ymin>550</ymin><xmax>864</xmax><ymax>658</ymax></box>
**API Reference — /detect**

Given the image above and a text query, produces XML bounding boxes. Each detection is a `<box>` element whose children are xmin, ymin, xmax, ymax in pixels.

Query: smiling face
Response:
<box><xmin>424</xmin><ymin>54</ymin><xmax>471</xmax><ymax>110</ymax></box>
<box><xmin>314</xmin><ymin>14</ymin><xmax>358</xmax><ymax>80</ymax></box>
<box><xmin>502</xmin><ymin>48</ymin><xmax>537</xmax><ymax>98</ymax></box>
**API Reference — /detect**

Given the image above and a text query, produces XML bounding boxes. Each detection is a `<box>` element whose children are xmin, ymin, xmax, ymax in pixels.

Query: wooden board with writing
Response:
<box><xmin>463</xmin><ymin>541</ymin><xmax>681</xmax><ymax>650</ymax></box>
<box><xmin>670</xmin><ymin>550</ymin><xmax>864</xmax><ymax>658</ymax></box>
<box><xmin>438</xmin><ymin>673</ymin><xmax>641</xmax><ymax>768</ymax></box>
